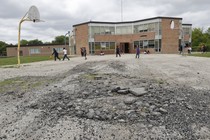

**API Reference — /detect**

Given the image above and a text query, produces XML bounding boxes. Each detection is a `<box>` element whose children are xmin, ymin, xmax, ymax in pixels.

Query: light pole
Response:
<box><xmin>17</xmin><ymin>6</ymin><xmax>43</xmax><ymax>67</ymax></box>
<box><xmin>70</xmin><ymin>30</ymin><xmax>76</xmax><ymax>55</ymax></box>
<box><xmin>121</xmin><ymin>0</ymin><xmax>123</xmax><ymax>21</ymax></box>
<box><xmin>64</xmin><ymin>31</ymin><xmax>70</xmax><ymax>55</ymax></box>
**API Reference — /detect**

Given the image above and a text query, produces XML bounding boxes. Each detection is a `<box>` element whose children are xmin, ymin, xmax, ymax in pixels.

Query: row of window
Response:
<box><xmin>89</xmin><ymin>42</ymin><xmax>115</xmax><ymax>51</ymax></box>
<box><xmin>29</xmin><ymin>48</ymin><xmax>63</xmax><ymax>54</ymax></box>
<box><xmin>134</xmin><ymin>40</ymin><xmax>162</xmax><ymax>52</ymax></box>
<box><xmin>89</xmin><ymin>22</ymin><xmax>163</xmax><ymax>38</ymax></box>
<box><xmin>30</xmin><ymin>48</ymin><xmax>40</xmax><ymax>54</ymax></box>
<box><xmin>134</xmin><ymin>40</ymin><xmax>156</xmax><ymax>48</ymax></box>
<box><xmin>88</xmin><ymin>40</ymin><xmax>160</xmax><ymax>51</ymax></box>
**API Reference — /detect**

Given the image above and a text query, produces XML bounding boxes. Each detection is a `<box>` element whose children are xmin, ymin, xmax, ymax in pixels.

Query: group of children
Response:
<box><xmin>52</xmin><ymin>46</ymin><xmax>150</xmax><ymax>61</ymax></box>
<box><xmin>51</xmin><ymin>48</ymin><xmax>70</xmax><ymax>61</ymax></box>
<box><xmin>52</xmin><ymin>47</ymin><xmax>88</xmax><ymax>61</ymax></box>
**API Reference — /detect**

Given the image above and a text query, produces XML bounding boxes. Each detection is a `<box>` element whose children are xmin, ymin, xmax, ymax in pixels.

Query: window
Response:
<box><xmin>90</xmin><ymin>26</ymin><xmax>115</xmax><ymax>38</ymax></box>
<box><xmin>116</xmin><ymin>25</ymin><xmax>132</xmax><ymax>34</ymax></box>
<box><xmin>89</xmin><ymin>42</ymin><xmax>95</xmax><ymax>54</ymax></box>
<box><xmin>143</xmin><ymin>40</ymin><xmax>148</xmax><ymax>48</ymax></box>
<box><xmin>95</xmin><ymin>42</ymin><xmax>101</xmax><ymax>50</ymax></box>
<box><xmin>148</xmin><ymin>23</ymin><xmax>155</xmax><ymax>32</ymax></box>
<box><xmin>101</xmin><ymin>42</ymin><xmax>106</xmax><ymax>50</ymax></box>
<box><xmin>134</xmin><ymin>40</ymin><xmax>155</xmax><ymax>49</ymax></box>
<box><xmin>30</xmin><ymin>48</ymin><xmax>40</xmax><ymax>54</ymax></box>
<box><xmin>183</xmin><ymin>27</ymin><xmax>190</xmax><ymax>35</ymax></box>
<box><xmin>54</xmin><ymin>48</ymin><xmax>63</xmax><ymax>53</ymax></box>
<box><xmin>110</xmin><ymin>42</ymin><xmax>115</xmax><ymax>49</ymax></box>
<box><xmin>148</xmin><ymin>40</ymin><xmax>155</xmax><ymax>48</ymax></box>
<box><xmin>94</xmin><ymin>42</ymin><xmax>115</xmax><ymax>50</ymax></box>
<box><xmin>134</xmin><ymin>41</ymin><xmax>139</xmax><ymax>48</ymax></box>
<box><xmin>154</xmin><ymin>22</ymin><xmax>161</xmax><ymax>35</ymax></box>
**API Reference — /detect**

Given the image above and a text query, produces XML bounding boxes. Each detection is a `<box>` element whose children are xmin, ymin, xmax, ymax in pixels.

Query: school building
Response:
<box><xmin>73</xmin><ymin>16</ymin><xmax>192</xmax><ymax>55</ymax></box>
<box><xmin>6</xmin><ymin>16</ymin><xmax>192</xmax><ymax>57</ymax></box>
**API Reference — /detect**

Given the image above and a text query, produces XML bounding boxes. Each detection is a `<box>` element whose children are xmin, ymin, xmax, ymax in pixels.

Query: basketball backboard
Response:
<box><xmin>27</xmin><ymin>6</ymin><xmax>41</xmax><ymax>22</ymax></box>
<box><xmin>170</xmin><ymin>20</ymin><xmax>175</xmax><ymax>29</ymax></box>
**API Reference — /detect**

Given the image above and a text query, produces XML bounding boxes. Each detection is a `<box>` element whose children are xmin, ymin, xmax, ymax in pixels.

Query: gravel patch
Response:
<box><xmin>0</xmin><ymin>54</ymin><xmax>210</xmax><ymax>139</ymax></box>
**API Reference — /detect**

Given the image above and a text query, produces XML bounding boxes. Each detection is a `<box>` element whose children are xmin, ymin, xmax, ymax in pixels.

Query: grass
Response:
<box><xmin>189</xmin><ymin>52</ymin><xmax>210</xmax><ymax>57</ymax></box>
<box><xmin>0</xmin><ymin>56</ymin><xmax>52</xmax><ymax>67</ymax></box>
<box><xmin>82</xmin><ymin>73</ymin><xmax>98</xmax><ymax>80</ymax></box>
<box><xmin>0</xmin><ymin>76</ymin><xmax>53</xmax><ymax>93</ymax></box>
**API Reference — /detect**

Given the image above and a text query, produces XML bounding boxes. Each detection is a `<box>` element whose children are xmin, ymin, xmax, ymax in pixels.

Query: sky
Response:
<box><xmin>0</xmin><ymin>0</ymin><xmax>209</xmax><ymax>45</ymax></box>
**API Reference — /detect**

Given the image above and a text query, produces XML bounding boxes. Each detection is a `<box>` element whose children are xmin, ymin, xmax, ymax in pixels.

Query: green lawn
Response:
<box><xmin>0</xmin><ymin>56</ymin><xmax>52</xmax><ymax>67</ymax></box>
<box><xmin>189</xmin><ymin>52</ymin><xmax>210</xmax><ymax>57</ymax></box>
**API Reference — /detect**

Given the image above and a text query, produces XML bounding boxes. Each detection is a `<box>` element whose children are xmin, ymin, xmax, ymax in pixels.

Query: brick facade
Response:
<box><xmin>73</xmin><ymin>17</ymin><xmax>192</xmax><ymax>55</ymax></box>
<box><xmin>6</xmin><ymin>44</ymin><xmax>68</xmax><ymax>57</ymax></box>
<box><xmin>74</xmin><ymin>24</ymin><xmax>89</xmax><ymax>55</ymax></box>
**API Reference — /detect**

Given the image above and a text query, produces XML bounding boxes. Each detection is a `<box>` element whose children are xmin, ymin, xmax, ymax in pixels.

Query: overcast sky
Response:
<box><xmin>0</xmin><ymin>0</ymin><xmax>209</xmax><ymax>44</ymax></box>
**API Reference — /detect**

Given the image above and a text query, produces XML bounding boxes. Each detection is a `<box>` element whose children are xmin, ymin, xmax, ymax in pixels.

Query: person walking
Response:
<box><xmin>62</xmin><ymin>48</ymin><xmax>70</xmax><ymax>61</ymax></box>
<box><xmin>52</xmin><ymin>48</ymin><xmax>61</xmax><ymax>61</ymax></box>
<box><xmin>116</xmin><ymin>46</ymin><xmax>121</xmax><ymax>57</ymax></box>
<box><xmin>136</xmin><ymin>46</ymin><xmax>140</xmax><ymax>58</ymax></box>
<box><xmin>83</xmin><ymin>47</ymin><xmax>87</xmax><ymax>60</ymax></box>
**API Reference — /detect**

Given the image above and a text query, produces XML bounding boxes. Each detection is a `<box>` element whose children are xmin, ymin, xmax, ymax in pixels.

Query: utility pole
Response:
<box><xmin>121</xmin><ymin>0</ymin><xmax>123</xmax><ymax>21</ymax></box>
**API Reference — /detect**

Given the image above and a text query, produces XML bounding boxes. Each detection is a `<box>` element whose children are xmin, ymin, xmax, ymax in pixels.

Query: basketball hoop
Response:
<box><xmin>17</xmin><ymin>5</ymin><xmax>43</xmax><ymax>67</ymax></box>
<box><xmin>27</xmin><ymin>6</ymin><xmax>44</xmax><ymax>22</ymax></box>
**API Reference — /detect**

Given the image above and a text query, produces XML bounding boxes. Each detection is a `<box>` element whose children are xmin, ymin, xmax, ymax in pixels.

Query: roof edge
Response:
<box><xmin>182</xmin><ymin>24</ymin><xmax>192</xmax><ymax>26</ymax></box>
<box><xmin>73</xmin><ymin>16</ymin><xmax>183</xmax><ymax>27</ymax></box>
<box><xmin>6</xmin><ymin>44</ymin><xmax>66</xmax><ymax>48</ymax></box>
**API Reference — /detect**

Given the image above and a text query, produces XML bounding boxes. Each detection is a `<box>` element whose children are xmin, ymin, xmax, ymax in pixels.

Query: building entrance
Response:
<box><xmin>120</xmin><ymin>43</ymin><xmax>129</xmax><ymax>53</ymax></box>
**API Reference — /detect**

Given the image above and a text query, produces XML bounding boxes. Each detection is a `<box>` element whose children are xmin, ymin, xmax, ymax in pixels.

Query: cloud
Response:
<box><xmin>0</xmin><ymin>0</ymin><xmax>209</xmax><ymax>44</ymax></box>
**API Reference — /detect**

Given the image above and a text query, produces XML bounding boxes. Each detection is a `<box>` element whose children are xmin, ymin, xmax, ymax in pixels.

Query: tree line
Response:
<box><xmin>0</xmin><ymin>28</ymin><xmax>210</xmax><ymax>56</ymax></box>
<box><xmin>192</xmin><ymin>27</ymin><xmax>210</xmax><ymax>51</ymax></box>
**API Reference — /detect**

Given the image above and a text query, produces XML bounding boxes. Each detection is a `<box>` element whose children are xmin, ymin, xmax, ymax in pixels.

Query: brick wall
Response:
<box><xmin>6</xmin><ymin>45</ymin><xmax>67</xmax><ymax>57</ymax></box>
<box><xmin>74</xmin><ymin>24</ymin><xmax>89</xmax><ymax>55</ymax></box>
<box><xmin>161</xmin><ymin>19</ymin><xmax>180</xmax><ymax>53</ymax></box>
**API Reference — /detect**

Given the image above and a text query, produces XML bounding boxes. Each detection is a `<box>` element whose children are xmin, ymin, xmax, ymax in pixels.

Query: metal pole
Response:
<box><xmin>17</xmin><ymin>20</ymin><xmax>22</xmax><ymax>66</ymax></box>
<box><xmin>121</xmin><ymin>0</ymin><xmax>123</xmax><ymax>22</ymax></box>
<box><xmin>17</xmin><ymin>12</ymin><xmax>28</xmax><ymax>67</ymax></box>
<box><xmin>68</xmin><ymin>32</ymin><xmax>71</xmax><ymax>55</ymax></box>
<box><xmin>181</xmin><ymin>29</ymin><xmax>184</xmax><ymax>56</ymax></box>
<box><xmin>64</xmin><ymin>36</ymin><xmax>66</xmax><ymax>46</ymax></box>
<box><xmin>158</xmin><ymin>22</ymin><xmax>160</xmax><ymax>52</ymax></box>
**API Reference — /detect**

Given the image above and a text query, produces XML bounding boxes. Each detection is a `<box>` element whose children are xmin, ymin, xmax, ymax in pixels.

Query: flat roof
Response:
<box><xmin>73</xmin><ymin>16</ymin><xmax>183</xmax><ymax>27</ymax></box>
<box><xmin>7</xmin><ymin>44</ymin><xmax>66</xmax><ymax>48</ymax></box>
<box><xmin>182</xmin><ymin>24</ymin><xmax>192</xmax><ymax>26</ymax></box>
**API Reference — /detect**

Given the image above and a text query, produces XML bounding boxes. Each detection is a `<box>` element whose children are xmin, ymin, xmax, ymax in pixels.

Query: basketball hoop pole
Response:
<box><xmin>17</xmin><ymin>13</ymin><xmax>31</xmax><ymax>67</ymax></box>
<box><xmin>17</xmin><ymin>6</ymin><xmax>42</xmax><ymax>67</ymax></box>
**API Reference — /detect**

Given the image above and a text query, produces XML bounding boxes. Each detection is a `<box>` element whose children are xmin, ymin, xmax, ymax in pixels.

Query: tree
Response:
<box><xmin>192</xmin><ymin>28</ymin><xmax>205</xmax><ymax>51</ymax></box>
<box><xmin>27</xmin><ymin>39</ymin><xmax>43</xmax><ymax>45</ymax></box>
<box><xmin>0</xmin><ymin>41</ymin><xmax>8</xmax><ymax>56</ymax></box>
<box><xmin>52</xmin><ymin>35</ymin><xmax>69</xmax><ymax>44</ymax></box>
<box><xmin>204</xmin><ymin>27</ymin><xmax>210</xmax><ymax>51</ymax></box>
<box><xmin>20</xmin><ymin>39</ymin><xmax>29</xmax><ymax>45</ymax></box>
<box><xmin>192</xmin><ymin>27</ymin><xmax>210</xmax><ymax>52</ymax></box>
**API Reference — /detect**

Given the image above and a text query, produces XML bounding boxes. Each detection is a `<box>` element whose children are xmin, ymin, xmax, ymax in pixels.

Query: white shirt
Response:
<box><xmin>63</xmin><ymin>49</ymin><xmax>67</xmax><ymax>55</ymax></box>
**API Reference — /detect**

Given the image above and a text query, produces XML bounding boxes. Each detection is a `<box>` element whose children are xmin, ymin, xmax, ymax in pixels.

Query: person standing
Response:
<box><xmin>136</xmin><ymin>46</ymin><xmax>140</xmax><ymax>58</ymax></box>
<box><xmin>62</xmin><ymin>48</ymin><xmax>70</xmax><ymax>61</ymax></box>
<box><xmin>116</xmin><ymin>46</ymin><xmax>121</xmax><ymax>57</ymax></box>
<box><xmin>83</xmin><ymin>47</ymin><xmax>87</xmax><ymax>60</ymax></box>
<box><xmin>52</xmin><ymin>48</ymin><xmax>60</xmax><ymax>61</ymax></box>
<box><xmin>179</xmin><ymin>45</ymin><xmax>183</xmax><ymax>54</ymax></box>
<box><xmin>80</xmin><ymin>47</ymin><xmax>84</xmax><ymax>57</ymax></box>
